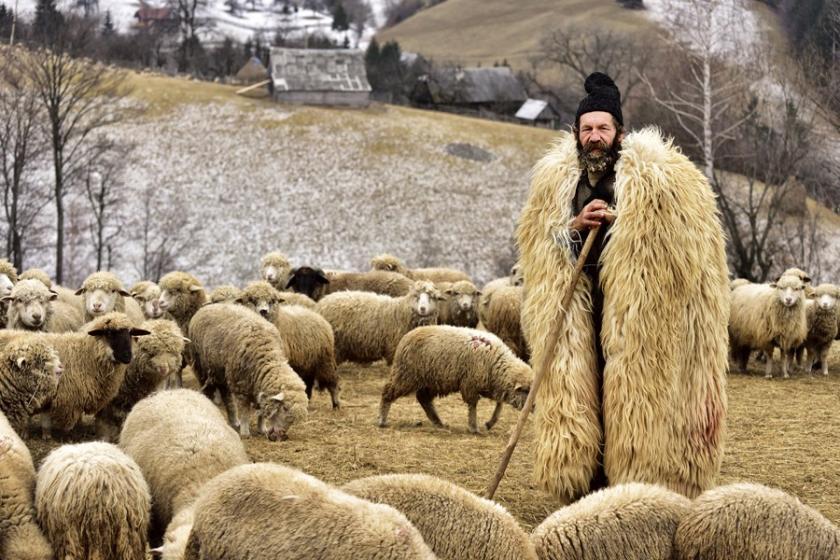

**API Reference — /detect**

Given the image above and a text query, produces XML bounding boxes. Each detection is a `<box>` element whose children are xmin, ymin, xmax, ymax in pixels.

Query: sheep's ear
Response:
<box><xmin>189</xmin><ymin>285</ymin><xmax>203</xmax><ymax>293</ymax></box>
<box><xmin>150</xmin><ymin>545</ymin><xmax>164</xmax><ymax>558</ymax></box>
<box><xmin>129</xmin><ymin>290</ymin><xmax>140</xmax><ymax>298</ymax></box>
<box><xmin>15</xmin><ymin>356</ymin><xmax>26</xmax><ymax>369</ymax></box>
<box><xmin>182</xmin><ymin>336</ymin><xmax>191</xmax><ymax>343</ymax></box>
<box><xmin>234</xmin><ymin>295</ymin><xmax>247</xmax><ymax>304</ymax></box>
<box><xmin>769</xmin><ymin>282</ymin><xmax>778</xmax><ymax>288</ymax></box>
<box><xmin>87</xmin><ymin>328</ymin><xmax>107</xmax><ymax>337</ymax></box>
<box><xmin>49</xmin><ymin>291</ymin><xmax>58</xmax><ymax>301</ymax></box>
<box><xmin>1</xmin><ymin>295</ymin><xmax>11</xmax><ymax>303</ymax></box>
<box><xmin>316</xmin><ymin>270</ymin><xmax>329</xmax><ymax>284</ymax></box>
<box><xmin>118</xmin><ymin>289</ymin><xmax>131</xmax><ymax>297</ymax></box>
<box><xmin>129</xmin><ymin>328</ymin><xmax>151</xmax><ymax>337</ymax></box>
<box><xmin>270</xmin><ymin>392</ymin><xmax>285</xmax><ymax>403</ymax></box>
<box><xmin>444</xmin><ymin>289</ymin><xmax>454</xmax><ymax>296</ymax></box>
<box><xmin>74</xmin><ymin>288</ymin><xmax>85</xmax><ymax>296</ymax></box>
<box><xmin>805</xmin><ymin>287</ymin><xmax>816</xmax><ymax>298</ymax></box>
<box><xmin>257</xmin><ymin>391</ymin><xmax>266</xmax><ymax>406</ymax></box>
<box><xmin>475</xmin><ymin>290</ymin><xmax>482</xmax><ymax>296</ymax></box>
<box><xmin>514</xmin><ymin>384</ymin><xmax>529</xmax><ymax>393</ymax></box>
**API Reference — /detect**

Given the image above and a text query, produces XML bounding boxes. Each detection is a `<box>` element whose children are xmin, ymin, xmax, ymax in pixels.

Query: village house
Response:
<box><xmin>410</xmin><ymin>66</ymin><xmax>528</xmax><ymax>119</ymax></box>
<box><xmin>269</xmin><ymin>47</ymin><xmax>371</xmax><ymax>107</ymax></box>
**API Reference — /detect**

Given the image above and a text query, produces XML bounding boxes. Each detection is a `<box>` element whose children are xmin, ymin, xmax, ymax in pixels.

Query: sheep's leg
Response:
<box><xmin>378</xmin><ymin>398</ymin><xmax>392</xmax><ymax>428</ymax></box>
<box><xmin>304</xmin><ymin>379</ymin><xmax>314</xmax><ymax>401</ymax></box>
<box><xmin>821</xmin><ymin>349</ymin><xmax>830</xmax><ymax>376</ymax></box>
<box><xmin>781</xmin><ymin>350</ymin><xmax>791</xmax><ymax>379</ymax></box>
<box><xmin>328</xmin><ymin>384</ymin><xmax>341</xmax><ymax>409</ymax></box>
<box><xmin>219</xmin><ymin>386</ymin><xmax>239</xmax><ymax>429</ymax></box>
<box><xmin>416</xmin><ymin>388</ymin><xmax>444</xmax><ymax>428</ymax></box>
<box><xmin>467</xmin><ymin>400</ymin><xmax>479</xmax><ymax>434</ymax></box>
<box><xmin>764</xmin><ymin>350</ymin><xmax>774</xmax><ymax>379</ymax></box>
<box><xmin>257</xmin><ymin>409</ymin><xmax>265</xmax><ymax>435</ymax></box>
<box><xmin>40</xmin><ymin>413</ymin><xmax>52</xmax><ymax>441</ymax></box>
<box><xmin>235</xmin><ymin>394</ymin><xmax>251</xmax><ymax>438</ymax></box>
<box><xmin>485</xmin><ymin>401</ymin><xmax>504</xmax><ymax>431</ymax></box>
<box><xmin>378</xmin><ymin>380</ymin><xmax>411</xmax><ymax>427</ymax></box>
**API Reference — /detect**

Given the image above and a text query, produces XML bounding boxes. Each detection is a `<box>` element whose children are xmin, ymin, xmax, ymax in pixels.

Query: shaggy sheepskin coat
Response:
<box><xmin>516</xmin><ymin>127</ymin><xmax>729</xmax><ymax>501</ymax></box>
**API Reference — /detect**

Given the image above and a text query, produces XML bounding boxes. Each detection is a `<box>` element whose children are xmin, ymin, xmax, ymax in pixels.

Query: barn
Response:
<box><xmin>269</xmin><ymin>47</ymin><xmax>372</xmax><ymax>107</ymax></box>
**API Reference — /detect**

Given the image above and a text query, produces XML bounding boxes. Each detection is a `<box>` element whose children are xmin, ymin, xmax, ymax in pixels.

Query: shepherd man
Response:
<box><xmin>516</xmin><ymin>72</ymin><xmax>729</xmax><ymax>502</ymax></box>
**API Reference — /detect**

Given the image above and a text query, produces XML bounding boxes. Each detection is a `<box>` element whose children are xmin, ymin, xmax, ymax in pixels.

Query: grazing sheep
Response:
<box><xmin>129</xmin><ymin>280</ymin><xmax>168</xmax><ymax>319</ymax></box>
<box><xmin>19</xmin><ymin>268</ymin><xmax>51</xmax><ymax>288</ymax></box>
<box><xmin>478</xmin><ymin>285</ymin><xmax>529</xmax><ymax>360</ymax></box>
<box><xmin>0</xmin><ymin>338</ymin><xmax>62</xmax><ymax>434</ymax></box>
<box><xmin>120</xmin><ymin>389</ymin><xmax>249</xmax><ymax>560</ymax></box>
<box><xmin>799</xmin><ymin>284</ymin><xmax>840</xmax><ymax>376</ymax></box>
<box><xmin>0</xmin><ymin>312</ymin><xmax>150</xmax><ymax>438</ymax></box>
<box><xmin>237</xmin><ymin>281</ymin><xmax>340</xmax><ymax>408</ymax></box>
<box><xmin>0</xmin><ymin>411</ymin><xmax>53</xmax><ymax>560</ymax></box>
<box><xmin>674</xmin><ymin>483</ymin><xmax>840</xmax><ymax>560</ymax></box>
<box><xmin>285</xmin><ymin>266</ymin><xmax>332</xmax><ymax>300</ymax></box>
<box><xmin>96</xmin><ymin>319</ymin><xmax>187</xmax><ymax>439</ymax></box>
<box><xmin>317</xmin><ymin>281</ymin><xmax>441</xmax><ymax>366</ymax></box>
<box><xmin>0</xmin><ymin>258</ymin><xmax>18</xmax><ymax>328</ymax></box>
<box><xmin>184</xmin><ymin>463</ymin><xmax>436</xmax><ymax>560</ymax></box>
<box><xmin>189</xmin><ymin>303</ymin><xmax>308</xmax><ymax>440</ymax></box>
<box><xmin>531</xmin><ymin>483</ymin><xmax>691</xmax><ymax>560</ymax></box>
<box><xmin>260</xmin><ymin>251</ymin><xmax>293</xmax><ymax>292</ymax></box>
<box><xmin>371</xmin><ymin>253</ymin><xmax>471</xmax><ymax>283</ymax></box>
<box><xmin>159</xmin><ymin>271</ymin><xmax>208</xmax><ymax>387</ymax></box>
<box><xmin>207</xmin><ymin>284</ymin><xmax>241</xmax><ymax>304</ymax></box>
<box><xmin>36</xmin><ymin>441</ymin><xmax>151</xmax><ymax>560</ymax></box>
<box><xmin>729</xmin><ymin>275</ymin><xmax>808</xmax><ymax>378</ymax></box>
<box><xmin>76</xmin><ymin>271</ymin><xmax>145</xmax><ymax>325</ymax></box>
<box><xmin>379</xmin><ymin>326</ymin><xmax>532</xmax><ymax>433</ymax></box>
<box><xmin>343</xmin><ymin>473</ymin><xmax>537</xmax><ymax>560</ymax></box>
<box><xmin>4</xmin><ymin>279</ymin><xmax>57</xmax><ymax>331</ymax></box>
<box><xmin>436</xmin><ymin>280</ymin><xmax>481</xmax><ymax>328</ymax></box>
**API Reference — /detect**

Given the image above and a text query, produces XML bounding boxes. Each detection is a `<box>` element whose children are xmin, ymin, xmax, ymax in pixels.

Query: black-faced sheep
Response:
<box><xmin>371</xmin><ymin>253</ymin><xmax>471</xmax><ymax>283</ymax></box>
<box><xmin>184</xmin><ymin>463</ymin><xmax>436</xmax><ymax>560</ymax></box>
<box><xmin>285</xmin><ymin>266</ymin><xmax>331</xmax><ymax>300</ymax></box>
<box><xmin>36</xmin><ymin>441</ymin><xmax>151</xmax><ymax>560</ymax></box>
<box><xmin>189</xmin><ymin>303</ymin><xmax>308</xmax><ymax>441</ymax></box>
<box><xmin>343</xmin><ymin>473</ymin><xmax>538</xmax><ymax>560</ymax></box>
<box><xmin>0</xmin><ymin>338</ymin><xmax>62</xmax><ymax>434</ymax></box>
<box><xmin>379</xmin><ymin>326</ymin><xmax>532</xmax><ymax>433</ymax></box>
<box><xmin>76</xmin><ymin>271</ymin><xmax>145</xmax><ymax>325</ymax></box>
<box><xmin>317</xmin><ymin>280</ymin><xmax>442</xmax><ymax>366</ymax></box>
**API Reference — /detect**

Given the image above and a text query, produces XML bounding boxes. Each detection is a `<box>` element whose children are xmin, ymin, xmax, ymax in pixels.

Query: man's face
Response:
<box><xmin>578</xmin><ymin>111</ymin><xmax>618</xmax><ymax>151</ymax></box>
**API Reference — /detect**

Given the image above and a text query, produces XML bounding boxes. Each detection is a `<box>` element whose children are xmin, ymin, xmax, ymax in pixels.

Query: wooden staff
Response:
<box><xmin>484</xmin><ymin>221</ymin><xmax>603</xmax><ymax>500</ymax></box>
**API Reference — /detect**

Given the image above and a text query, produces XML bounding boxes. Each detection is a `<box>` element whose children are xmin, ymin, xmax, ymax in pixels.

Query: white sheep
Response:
<box><xmin>19</xmin><ymin>268</ymin><xmax>52</xmax><ymax>287</ymax></box>
<box><xmin>0</xmin><ymin>337</ymin><xmax>62</xmax><ymax>434</ymax></box>
<box><xmin>129</xmin><ymin>280</ymin><xmax>168</xmax><ymax>319</ymax></box>
<box><xmin>371</xmin><ymin>253</ymin><xmax>471</xmax><ymax>283</ymax></box>
<box><xmin>342</xmin><ymin>473</ymin><xmax>538</xmax><ymax>560</ymax></box>
<box><xmin>322</xmin><ymin>269</ymin><xmax>415</xmax><ymax>299</ymax></box>
<box><xmin>36</xmin><ymin>441</ymin><xmax>151</xmax><ymax>560</ymax></box>
<box><xmin>316</xmin><ymin>280</ymin><xmax>441</xmax><ymax>366</ymax></box>
<box><xmin>0</xmin><ymin>258</ymin><xmax>18</xmax><ymax>328</ymax></box>
<box><xmin>729</xmin><ymin>275</ymin><xmax>808</xmax><ymax>378</ymax></box>
<box><xmin>96</xmin><ymin>319</ymin><xmax>187</xmax><ymax>440</ymax></box>
<box><xmin>379</xmin><ymin>326</ymin><xmax>532</xmax><ymax>433</ymax></box>
<box><xmin>801</xmin><ymin>283</ymin><xmax>840</xmax><ymax>376</ymax></box>
<box><xmin>207</xmin><ymin>284</ymin><xmax>242</xmax><ymax>304</ymax></box>
<box><xmin>260</xmin><ymin>251</ymin><xmax>293</xmax><ymax>292</ymax></box>
<box><xmin>478</xmin><ymin>285</ymin><xmax>529</xmax><ymax>360</ymax></box>
<box><xmin>237</xmin><ymin>281</ymin><xmax>340</xmax><ymax>408</ymax></box>
<box><xmin>0</xmin><ymin>410</ymin><xmax>53</xmax><ymax>560</ymax></box>
<box><xmin>76</xmin><ymin>270</ymin><xmax>145</xmax><ymax>324</ymax></box>
<box><xmin>436</xmin><ymin>280</ymin><xmax>481</xmax><ymax>328</ymax></box>
<box><xmin>189</xmin><ymin>303</ymin><xmax>308</xmax><ymax>441</ymax></box>
<box><xmin>531</xmin><ymin>483</ymin><xmax>691</xmax><ymax>560</ymax></box>
<box><xmin>119</xmin><ymin>389</ymin><xmax>249</xmax><ymax>560</ymax></box>
<box><xmin>4</xmin><ymin>279</ymin><xmax>57</xmax><ymax>331</ymax></box>
<box><xmin>674</xmin><ymin>483</ymin><xmax>840</xmax><ymax>559</ymax></box>
<box><xmin>159</xmin><ymin>271</ymin><xmax>208</xmax><ymax>387</ymax></box>
<box><xmin>482</xmin><ymin>264</ymin><xmax>525</xmax><ymax>298</ymax></box>
<box><xmin>184</xmin><ymin>463</ymin><xmax>436</xmax><ymax>559</ymax></box>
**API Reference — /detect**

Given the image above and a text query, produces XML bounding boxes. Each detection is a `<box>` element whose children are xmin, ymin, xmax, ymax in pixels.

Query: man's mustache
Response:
<box><xmin>584</xmin><ymin>140</ymin><xmax>609</xmax><ymax>153</ymax></box>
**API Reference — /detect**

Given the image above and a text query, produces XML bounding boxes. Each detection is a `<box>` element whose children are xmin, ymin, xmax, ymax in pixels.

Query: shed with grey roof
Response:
<box><xmin>269</xmin><ymin>47</ymin><xmax>372</xmax><ymax>107</ymax></box>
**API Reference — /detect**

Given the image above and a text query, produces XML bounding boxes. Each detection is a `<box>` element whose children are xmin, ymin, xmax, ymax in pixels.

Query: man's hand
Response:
<box><xmin>570</xmin><ymin>199</ymin><xmax>615</xmax><ymax>231</ymax></box>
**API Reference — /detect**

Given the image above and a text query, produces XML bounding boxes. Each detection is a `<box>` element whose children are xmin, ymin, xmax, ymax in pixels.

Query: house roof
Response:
<box><xmin>515</xmin><ymin>98</ymin><xmax>559</xmax><ymax>121</ymax></box>
<box><xmin>134</xmin><ymin>4</ymin><xmax>173</xmax><ymax>20</ymax></box>
<box><xmin>269</xmin><ymin>48</ymin><xmax>371</xmax><ymax>93</ymax></box>
<box><xmin>423</xmin><ymin>66</ymin><xmax>527</xmax><ymax>105</ymax></box>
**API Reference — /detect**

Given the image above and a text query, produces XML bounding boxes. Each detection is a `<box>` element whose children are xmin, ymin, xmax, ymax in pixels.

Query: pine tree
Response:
<box><xmin>244</xmin><ymin>38</ymin><xmax>253</xmax><ymax>58</ymax></box>
<box><xmin>33</xmin><ymin>0</ymin><xmax>63</xmax><ymax>43</ymax></box>
<box><xmin>331</xmin><ymin>2</ymin><xmax>348</xmax><ymax>31</ymax></box>
<box><xmin>365</xmin><ymin>38</ymin><xmax>381</xmax><ymax>90</ymax></box>
<box><xmin>342</xmin><ymin>34</ymin><xmax>349</xmax><ymax>48</ymax></box>
<box><xmin>101</xmin><ymin>9</ymin><xmax>115</xmax><ymax>36</ymax></box>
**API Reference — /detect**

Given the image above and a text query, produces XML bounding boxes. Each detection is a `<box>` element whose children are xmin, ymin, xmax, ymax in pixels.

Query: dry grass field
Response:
<box><xmin>27</xmin><ymin>341</ymin><xmax>840</xmax><ymax>535</ymax></box>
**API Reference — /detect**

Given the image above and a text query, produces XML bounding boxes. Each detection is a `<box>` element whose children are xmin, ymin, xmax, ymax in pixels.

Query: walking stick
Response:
<box><xmin>484</xmin><ymin>222</ymin><xmax>603</xmax><ymax>500</ymax></box>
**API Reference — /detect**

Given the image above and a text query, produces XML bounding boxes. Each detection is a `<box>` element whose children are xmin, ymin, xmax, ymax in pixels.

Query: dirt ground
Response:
<box><xmin>27</xmin><ymin>342</ymin><xmax>840</xmax><ymax>533</ymax></box>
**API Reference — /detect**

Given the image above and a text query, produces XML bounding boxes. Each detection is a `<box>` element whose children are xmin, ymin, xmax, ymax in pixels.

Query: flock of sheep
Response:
<box><xmin>0</xmin><ymin>253</ymin><xmax>837</xmax><ymax>559</ymax></box>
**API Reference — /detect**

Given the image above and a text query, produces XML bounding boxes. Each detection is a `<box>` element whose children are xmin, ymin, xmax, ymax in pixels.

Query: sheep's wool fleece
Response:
<box><xmin>516</xmin><ymin>127</ymin><xmax>729</xmax><ymax>501</ymax></box>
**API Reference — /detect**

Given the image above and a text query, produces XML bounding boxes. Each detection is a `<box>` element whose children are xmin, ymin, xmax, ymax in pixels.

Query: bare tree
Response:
<box><xmin>23</xmin><ymin>45</ymin><xmax>130</xmax><ymax>283</ymax></box>
<box><xmin>84</xmin><ymin>138</ymin><xmax>132</xmax><ymax>271</ymax></box>
<box><xmin>170</xmin><ymin>0</ymin><xmax>209</xmax><ymax>68</ymax></box>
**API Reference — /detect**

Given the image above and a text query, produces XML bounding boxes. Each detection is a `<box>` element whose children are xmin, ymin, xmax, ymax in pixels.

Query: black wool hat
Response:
<box><xmin>575</xmin><ymin>72</ymin><xmax>623</xmax><ymax>127</ymax></box>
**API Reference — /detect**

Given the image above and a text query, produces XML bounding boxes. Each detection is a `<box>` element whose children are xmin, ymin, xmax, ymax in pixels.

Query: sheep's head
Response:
<box><xmin>810</xmin><ymin>284</ymin><xmax>840</xmax><ymax>312</ymax></box>
<box><xmin>777</xmin><ymin>267</ymin><xmax>811</xmax><ymax>286</ymax></box>
<box><xmin>209</xmin><ymin>284</ymin><xmax>242</xmax><ymax>304</ymax></box>
<box><xmin>260</xmin><ymin>252</ymin><xmax>292</xmax><ymax>290</ymax></box>
<box><xmin>4</xmin><ymin>279</ymin><xmax>57</xmax><ymax>329</ymax></box>
<box><xmin>130</xmin><ymin>281</ymin><xmax>164</xmax><ymax>319</ymax></box>
<box><xmin>769</xmin><ymin>276</ymin><xmax>806</xmax><ymax>308</ymax></box>
<box><xmin>506</xmin><ymin>362</ymin><xmax>533</xmax><ymax>411</ymax></box>
<box><xmin>159</xmin><ymin>272</ymin><xmax>207</xmax><ymax>320</ymax></box>
<box><xmin>85</xmin><ymin>312</ymin><xmax>151</xmax><ymax>364</ymax></box>
<box><xmin>237</xmin><ymin>281</ymin><xmax>283</xmax><ymax>320</ymax></box>
<box><xmin>76</xmin><ymin>271</ymin><xmax>129</xmax><ymax>317</ymax></box>
<box><xmin>408</xmin><ymin>281</ymin><xmax>443</xmax><ymax>322</ymax></box>
<box><xmin>510</xmin><ymin>263</ymin><xmax>524</xmax><ymax>287</ymax></box>
<box><xmin>286</xmin><ymin>266</ymin><xmax>329</xmax><ymax>300</ymax></box>
<box><xmin>0</xmin><ymin>258</ymin><xmax>17</xmax><ymax>299</ymax></box>
<box><xmin>371</xmin><ymin>254</ymin><xmax>408</xmax><ymax>275</ymax></box>
<box><xmin>5</xmin><ymin>338</ymin><xmax>62</xmax><ymax>412</ymax></box>
<box><xmin>445</xmin><ymin>281</ymin><xmax>481</xmax><ymax>315</ymax></box>
<box><xmin>20</xmin><ymin>268</ymin><xmax>52</xmax><ymax>288</ymax></box>
<box><xmin>135</xmin><ymin>319</ymin><xmax>187</xmax><ymax>381</ymax></box>
<box><xmin>257</xmin><ymin>388</ymin><xmax>308</xmax><ymax>442</ymax></box>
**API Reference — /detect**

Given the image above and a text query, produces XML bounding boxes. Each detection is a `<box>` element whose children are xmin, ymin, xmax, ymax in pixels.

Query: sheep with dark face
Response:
<box><xmin>76</xmin><ymin>271</ymin><xmax>145</xmax><ymax>325</ymax></box>
<box><xmin>379</xmin><ymin>326</ymin><xmax>532</xmax><ymax>433</ymax></box>
<box><xmin>317</xmin><ymin>281</ymin><xmax>442</xmax><ymax>366</ymax></box>
<box><xmin>285</xmin><ymin>266</ymin><xmax>332</xmax><ymax>300</ymax></box>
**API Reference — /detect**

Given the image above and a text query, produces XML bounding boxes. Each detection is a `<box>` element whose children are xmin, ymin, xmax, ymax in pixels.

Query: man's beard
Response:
<box><xmin>577</xmin><ymin>137</ymin><xmax>621</xmax><ymax>175</ymax></box>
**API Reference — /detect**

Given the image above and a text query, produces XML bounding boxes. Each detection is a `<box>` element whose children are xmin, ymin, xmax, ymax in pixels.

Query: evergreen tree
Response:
<box><xmin>33</xmin><ymin>0</ymin><xmax>64</xmax><ymax>43</ymax></box>
<box><xmin>0</xmin><ymin>4</ymin><xmax>13</xmax><ymax>38</ymax></box>
<box><xmin>331</xmin><ymin>2</ymin><xmax>348</xmax><ymax>31</ymax></box>
<box><xmin>365</xmin><ymin>38</ymin><xmax>381</xmax><ymax>89</ymax></box>
<box><xmin>101</xmin><ymin>9</ymin><xmax>115</xmax><ymax>37</ymax></box>
<box><xmin>342</xmin><ymin>34</ymin><xmax>349</xmax><ymax>48</ymax></box>
<box><xmin>244</xmin><ymin>38</ymin><xmax>253</xmax><ymax>58</ymax></box>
